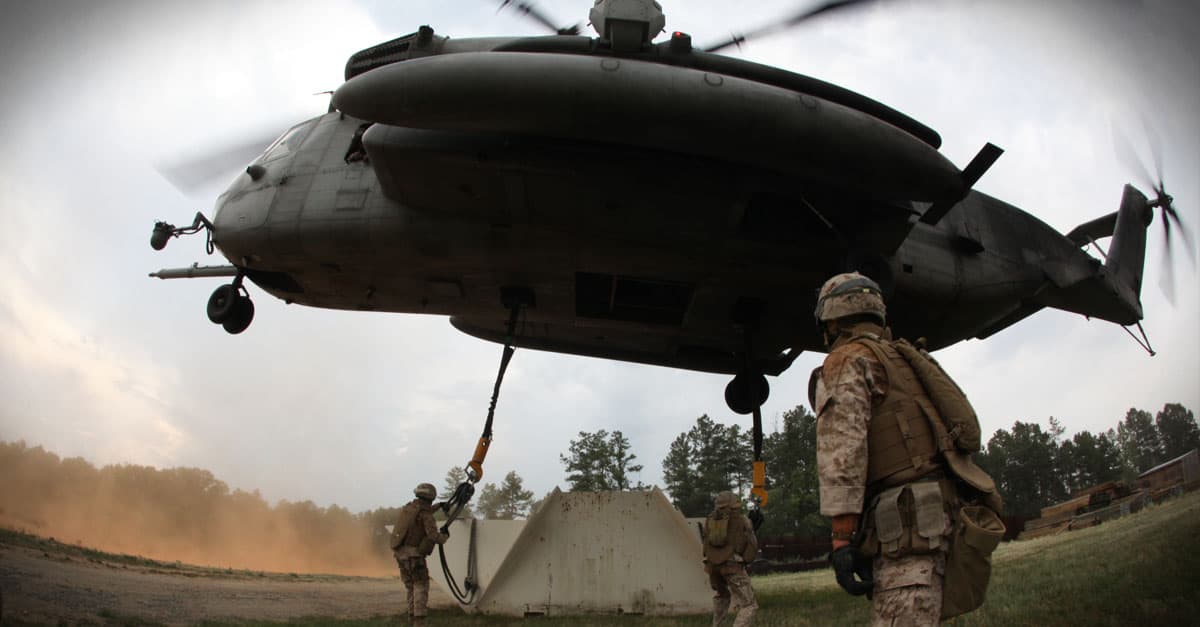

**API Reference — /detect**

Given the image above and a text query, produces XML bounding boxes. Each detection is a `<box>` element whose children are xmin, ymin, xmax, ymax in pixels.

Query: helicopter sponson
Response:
<box><xmin>332</xmin><ymin>51</ymin><xmax>964</xmax><ymax>203</ymax></box>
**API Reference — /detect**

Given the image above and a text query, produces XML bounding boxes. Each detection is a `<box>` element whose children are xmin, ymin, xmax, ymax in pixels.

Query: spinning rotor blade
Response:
<box><xmin>498</xmin><ymin>1</ymin><xmax>580</xmax><ymax>36</ymax></box>
<box><xmin>155</xmin><ymin>131</ymin><xmax>279</xmax><ymax>196</ymax></box>
<box><xmin>1113</xmin><ymin>120</ymin><xmax>1195</xmax><ymax>304</ymax></box>
<box><xmin>704</xmin><ymin>0</ymin><xmax>873</xmax><ymax>52</ymax></box>
<box><xmin>1111</xmin><ymin>124</ymin><xmax>1155</xmax><ymax>191</ymax></box>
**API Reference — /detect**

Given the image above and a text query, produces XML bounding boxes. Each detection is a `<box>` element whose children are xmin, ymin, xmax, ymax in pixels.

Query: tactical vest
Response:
<box><xmin>392</xmin><ymin>500</ymin><xmax>436</xmax><ymax>557</ymax></box>
<box><xmin>849</xmin><ymin>335</ymin><xmax>943</xmax><ymax>492</ymax></box>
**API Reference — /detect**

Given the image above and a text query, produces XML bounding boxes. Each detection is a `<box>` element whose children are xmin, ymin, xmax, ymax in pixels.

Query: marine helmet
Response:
<box><xmin>414</xmin><ymin>483</ymin><xmax>437</xmax><ymax>501</ymax></box>
<box><xmin>814</xmin><ymin>272</ymin><xmax>886</xmax><ymax>324</ymax></box>
<box><xmin>714</xmin><ymin>490</ymin><xmax>740</xmax><ymax>510</ymax></box>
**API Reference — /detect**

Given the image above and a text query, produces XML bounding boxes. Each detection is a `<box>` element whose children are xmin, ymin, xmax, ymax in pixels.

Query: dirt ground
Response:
<box><xmin>0</xmin><ymin>541</ymin><xmax>454</xmax><ymax>625</ymax></box>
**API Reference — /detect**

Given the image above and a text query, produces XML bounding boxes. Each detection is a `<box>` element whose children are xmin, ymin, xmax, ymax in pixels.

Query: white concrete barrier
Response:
<box><xmin>430</xmin><ymin>487</ymin><xmax>712</xmax><ymax>616</ymax></box>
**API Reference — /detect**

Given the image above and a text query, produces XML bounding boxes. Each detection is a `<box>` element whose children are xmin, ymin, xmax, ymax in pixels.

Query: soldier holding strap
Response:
<box><xmin>391</xmin><ymin>482</ymin><xmax>450</xmax><ymax>625</ymax></box>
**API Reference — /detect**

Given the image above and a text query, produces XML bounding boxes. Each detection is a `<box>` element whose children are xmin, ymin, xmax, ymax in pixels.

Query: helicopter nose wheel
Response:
<box><xmin>206</xmin><ymin>282</ymin><xmax>255</xmax><ymax>334</ymax></box>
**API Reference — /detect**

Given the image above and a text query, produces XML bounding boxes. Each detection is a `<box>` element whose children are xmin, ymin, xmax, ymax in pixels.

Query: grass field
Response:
<box><xmin>10</xmin><ymin>490</ymin><xmax>1200</xmax><ymax>625</ymax></box>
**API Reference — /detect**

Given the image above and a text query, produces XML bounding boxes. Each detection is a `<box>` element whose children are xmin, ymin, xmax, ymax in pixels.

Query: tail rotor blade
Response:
<box><xmin>1159</xmin><ymin>220</ymin><xmax>1176</xmax><ymax>305</ymax></box>
<box><xmin>1141</xmin><ymin>113</ymin><xmax>1165</xmax><ymax>191</ymax></box>
<box><xmin>1111</xmin><ymin>124</ymin><xmax>1155</xmax><ymax>191</ymax></box>
<box><xmin>1165</xmin><ymin>206</ymin><xmax>1196</xmax><ymax>266</ymax></box>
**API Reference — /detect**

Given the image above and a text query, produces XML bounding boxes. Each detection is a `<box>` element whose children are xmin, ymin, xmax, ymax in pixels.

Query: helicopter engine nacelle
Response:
<box><xmin>590</xmin><ymin>0</ymin><xmax>665</xmax><ymax>50</ymax></box>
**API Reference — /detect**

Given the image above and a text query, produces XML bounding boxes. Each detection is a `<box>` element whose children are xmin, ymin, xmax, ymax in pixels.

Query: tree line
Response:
<box><xmin>976</xmin><ymin>403</ymin><xmax>1199</xmax><ymax>516</ymax></box>
<box><xmin>2</xmin><ymin>402</ymin><xmax>1193</xmax><ymax>572</ymax></box>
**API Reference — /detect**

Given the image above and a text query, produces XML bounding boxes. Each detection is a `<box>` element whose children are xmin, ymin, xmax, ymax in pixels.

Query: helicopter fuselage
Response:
<box><xmin>205</xmin><ymin>87</ymin><xmax>1137</xmax><ymax>376</ymax></box>
<box><xmin>143</xmin><ymin>24</ymin><xmax>1154</xmax><ymax>379</ymax></box>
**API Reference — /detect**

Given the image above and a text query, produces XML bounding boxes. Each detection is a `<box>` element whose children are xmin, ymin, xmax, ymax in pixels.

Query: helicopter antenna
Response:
<box><xmin>498</xmin><ymin>1</ymin><xmax>581</xmax><ymax>35</ymax></box>
<box><xmin>704</xmin><ymin>0</ymin><xmax>873</xmax><ymax>53</ymax></box>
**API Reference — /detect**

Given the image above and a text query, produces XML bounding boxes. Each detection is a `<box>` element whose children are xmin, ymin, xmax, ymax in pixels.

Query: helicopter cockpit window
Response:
<box><xmin>257</xmin><ymin>118</ymin><xmax>318</xmax><ymax>164</ymax></box>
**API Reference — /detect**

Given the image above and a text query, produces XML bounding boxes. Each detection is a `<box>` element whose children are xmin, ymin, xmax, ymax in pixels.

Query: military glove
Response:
<box><xmin>748</xmin><ymin>508</ymin><xmax>765</xmax><ymax>531</ymax></box>
<box><xmin>829</xmin><ymin>546</ymin><xmax>874</xmax><ymax>597</ymax></box>
<box><xmin>439</xmin><ymin>524</ymin><xmax>451</xmax><ymax>537</ymax></box>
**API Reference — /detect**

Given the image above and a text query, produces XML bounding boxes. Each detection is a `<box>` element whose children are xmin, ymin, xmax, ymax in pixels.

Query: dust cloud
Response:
<box><xmin>0</xmin><ymin>441</ymin><xmax>399</xmax><ymax>576</ymax></box>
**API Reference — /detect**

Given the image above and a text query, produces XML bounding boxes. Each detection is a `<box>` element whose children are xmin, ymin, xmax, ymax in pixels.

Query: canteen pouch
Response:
<box><xmin>941</xmin><ymin>504</ymin><xmax>1005</xmax><ymax>620</ymax></box>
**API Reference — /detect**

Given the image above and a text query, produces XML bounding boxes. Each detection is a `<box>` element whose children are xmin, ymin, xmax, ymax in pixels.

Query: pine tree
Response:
<box><xmin>1155</xmin><ymin>403</ymin><xmax>1200</xmax><ymax>461</ymax></box>
<box><xmin>560</xmin><ymin>429</ymin><xmax>644</xmax><ymax>492</ymax></box>
<box><xmin>1117</xmin><ymin>408</ymin><xmax>1163</xmax><ymax>473</ymax></box>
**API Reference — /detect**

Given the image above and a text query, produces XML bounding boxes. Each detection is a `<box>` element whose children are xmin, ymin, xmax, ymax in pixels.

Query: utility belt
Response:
<box><xmin>858</xmin><ymin>475</ymin><xmax>957</xmax><ymax>559</ymax></box>
<box><xmin>857</xmin><ymin>473</ymin><xmax>1006</xmax><ymax>620</ymax></box>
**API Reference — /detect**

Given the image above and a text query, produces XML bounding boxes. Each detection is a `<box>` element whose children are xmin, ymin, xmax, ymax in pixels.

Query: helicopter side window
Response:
<box><xmin>344</xmin><ymin>123</ymin><xmax>372</xmax><ymax>164</ymax></box>
<box><xmin>257</xmin><ymin>118</ymin><xmax>319</xmax><ymax>164</ymax></box>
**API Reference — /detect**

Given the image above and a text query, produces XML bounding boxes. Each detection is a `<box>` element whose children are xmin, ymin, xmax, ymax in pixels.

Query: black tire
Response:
<box><xmin>222</xmin><ymin>296</ymin><xmax>255</xmax><ymax>334</ymax></box>
<box><xmin>724</xmin><ymin>371</ymin><xmax>770</xmax><ymax>415</ymax></box>
<box><xmin>207</xmin><ymin>284</ymin><xmax>238</xmax><ymax>323</ymax></box>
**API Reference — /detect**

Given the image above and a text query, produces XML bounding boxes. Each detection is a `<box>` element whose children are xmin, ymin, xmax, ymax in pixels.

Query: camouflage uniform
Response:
<box><xmin>815</xmin><ymin>319</ymin><xmax>951</xmax><ymax>627</ymax></box>
<box><xmin>702</xmin><ymin>493</ymin><xmax>759</xmax><ymax>627</ymax></box>
<box><xmin>391</xmin><ymin>489</ymin><xmax>449</xmax><ymax>624</ymax></box>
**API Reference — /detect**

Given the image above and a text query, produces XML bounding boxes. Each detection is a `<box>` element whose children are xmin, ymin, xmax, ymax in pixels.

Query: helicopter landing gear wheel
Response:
<box><xmin>207</xmin><ymin>284</ymin><xmax>238</xmax><ymax>323</ymax></box>
<box><xmin>725</xmin><ymin>370</ymin><xmax>769</xmax><ymax>415</ymax></box>
<box><xmin>222</xmin><ymin>295</ymin><xmax>255</xmax><ymax>334</ymax></box>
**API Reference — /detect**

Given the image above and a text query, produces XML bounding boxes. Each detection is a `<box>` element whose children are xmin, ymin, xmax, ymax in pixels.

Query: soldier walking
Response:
<box><xmin>391</xmin><ymin>482</ymin><xmax>450</xmax><ymax>626</ymax></box>
<box><xmin>702</xmin><ymin>490</ymin><xmax>759</xmax><ymax>626</ymax></box>
<box><xmin>810</xmin><ymin>272</ymin><xmax>1003</xmax><ymax>626</ymax></box>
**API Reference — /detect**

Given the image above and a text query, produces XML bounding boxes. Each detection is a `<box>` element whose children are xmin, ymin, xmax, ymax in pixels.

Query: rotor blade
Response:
<box><xmin>1165</xmin><ymin>206</ymin><xmax>1196</xmax><ymax>266</ymax></box>
<box><xmin>1140</xmin><ymin>113</ymin><xmax>1165</xmax><ymax>190</ymax></box>
<box><xmin>1159</xmin><ymin>215</ymin><xmax>1176</xmax><ymax>306</ymax></box>
<box><xmin>500</xmin><ymin>1</ymin><xmax>578</xmax><ymax>35</ymax></box>
<box><xmin>704</xmin><ymin>0</ymin><xmax>873</xmax><ymax>52</ymax></box>
<box><xmin>155</xmin><ymin>133</ymin><xmax>277</xmax><ymax>196</ymax></box>
<box><xmin>1111</xmin><ymin>124</ymin><xmax>1155</xmax><ymax>191</ymax></box>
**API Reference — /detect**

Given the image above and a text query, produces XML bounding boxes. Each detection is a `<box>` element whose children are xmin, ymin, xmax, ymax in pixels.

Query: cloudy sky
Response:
<box><xmin>1</xmin><ymin>0</ymin><xmax>1196</xmax><ymax>513</ymax></box>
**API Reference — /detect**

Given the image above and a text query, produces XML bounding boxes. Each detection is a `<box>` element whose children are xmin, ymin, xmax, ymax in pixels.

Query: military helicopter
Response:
<box><xmin>150</xmin><ymin>0</ymin><xmax>1189</xmax><ymax>432</ymax></box>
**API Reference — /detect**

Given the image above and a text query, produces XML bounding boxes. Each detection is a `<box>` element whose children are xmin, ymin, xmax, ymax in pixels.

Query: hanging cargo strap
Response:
<box><xmin>437</xmin><ymin>517</ymin><xmax>479</xmax><ymax>604</ymax></box>
<box><xmin>736</xmin><ymin>310</ymin><xmax>768</xmax><ymax>530</ymax></box>
<box><xmin>437</xmin><ymin>297</ymin><xmax>525</xmax><ymax>604</ymax></box>
<box><xmin>749</xmin><ymin>405</ymin><xmax>767</xmax><ymax>530</ymax></box>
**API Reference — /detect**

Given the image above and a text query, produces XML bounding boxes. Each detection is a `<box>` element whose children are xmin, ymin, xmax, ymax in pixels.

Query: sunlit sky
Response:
<box><xmin>1</xmin><ymin>0</ymin><xmax>1196</xmax><ymax>512</ymax></box>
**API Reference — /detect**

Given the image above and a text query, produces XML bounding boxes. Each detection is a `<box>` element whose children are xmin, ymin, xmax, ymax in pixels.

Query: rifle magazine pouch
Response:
<box><xmin>912</xmin><ymin>481</ymin><xmax>945</xmax><ymax>552</ymax></box>
<box><xmin>874</xmin><ymin>486</ymin><xmax>905</xmax><ymax>557</ymax></box>
<box><xmin>942</xmin><ymin>504</ymin><xmax>1006</xmax><ymax>620</ymax></box>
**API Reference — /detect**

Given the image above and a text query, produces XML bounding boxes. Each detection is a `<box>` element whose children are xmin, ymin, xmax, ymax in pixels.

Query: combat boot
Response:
<box><xmin>712</xmin><ymin>597</ymin><xmax>730</xmax><ymax>626</ymax></box>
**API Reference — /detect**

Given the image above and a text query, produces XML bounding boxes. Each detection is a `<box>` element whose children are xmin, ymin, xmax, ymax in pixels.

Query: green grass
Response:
<box><xmin>5</xmin><ymin>492</ymin><xmax>1198</xmax><ymax>625</ymax></box>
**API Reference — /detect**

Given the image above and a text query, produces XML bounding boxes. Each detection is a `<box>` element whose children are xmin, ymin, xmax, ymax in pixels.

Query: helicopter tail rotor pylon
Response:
<box><xmin>1112</xmin><ymin>120</ymin><xmax>1194</xmax><ymax>303</ymax></box>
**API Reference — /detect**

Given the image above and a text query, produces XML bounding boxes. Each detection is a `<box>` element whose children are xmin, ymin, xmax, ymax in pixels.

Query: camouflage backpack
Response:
<box><xmin>705</xmin><ymin>510</ymin><xmax>730</xmax><ymax>547</ymax></box>
<box><xmin>891</xmin><ymin>339</ymin><xmax>981</xmax><ymax>452</ymax></box>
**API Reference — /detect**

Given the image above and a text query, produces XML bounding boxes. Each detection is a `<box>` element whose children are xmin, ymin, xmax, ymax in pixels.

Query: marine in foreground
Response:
<box><xmin>810</xmin><ymin>272</ymin><xmax>1006</xmax><ymax>625</ymax></box>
